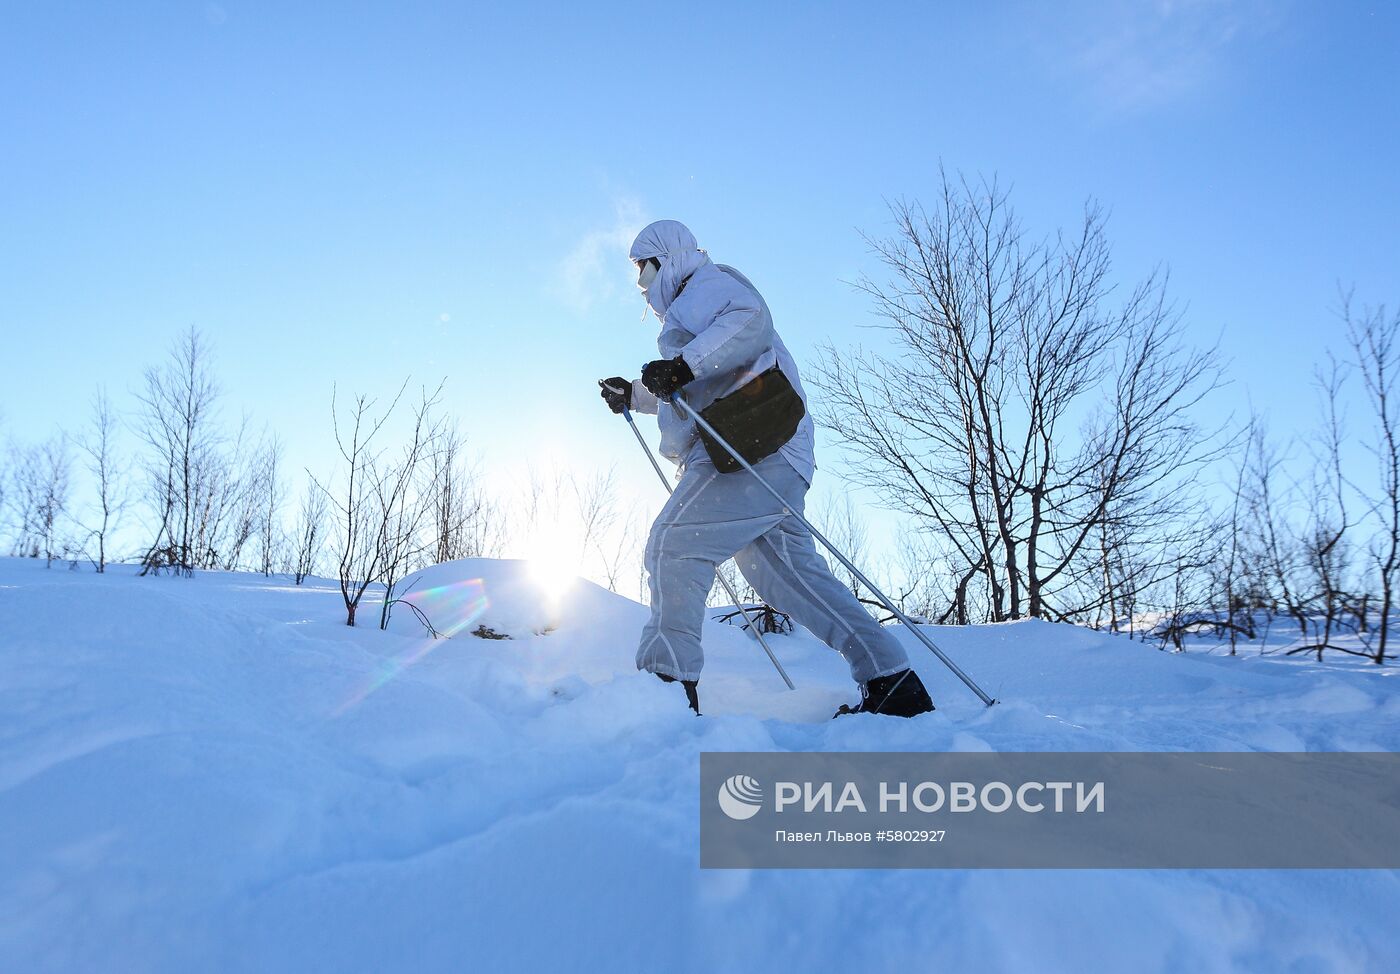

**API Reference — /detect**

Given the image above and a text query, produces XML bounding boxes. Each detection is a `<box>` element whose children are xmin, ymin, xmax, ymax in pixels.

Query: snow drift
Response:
<box><xmin>1</xmin><ymin>556</ymin><xmax>1398</xmax><ymax>972</ymax></box>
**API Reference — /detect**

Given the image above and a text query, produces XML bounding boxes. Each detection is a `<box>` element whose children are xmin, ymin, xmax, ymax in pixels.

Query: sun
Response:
<box><xmin>528</xmin><ymin>553</ymin><xmax>577</xmax><ymax>595</ymax></box>
<box><xmin>524</xmin><ymin>535</ymin><xmax>581</xmax><ymax>599</ymax></box>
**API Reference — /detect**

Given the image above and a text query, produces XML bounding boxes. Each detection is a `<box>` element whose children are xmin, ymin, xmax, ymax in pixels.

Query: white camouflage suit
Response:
<box><xmin>627</xmin><ymin>220</ymin><xmax>910</xmax><ymax>685</ymax></box>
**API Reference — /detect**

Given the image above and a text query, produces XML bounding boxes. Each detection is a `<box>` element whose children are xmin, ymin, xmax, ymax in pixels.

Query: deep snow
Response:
<box><xmin>1</xmin><ymin>555</ymin><xmax>1398</xmax><ymax>972</ymax></box>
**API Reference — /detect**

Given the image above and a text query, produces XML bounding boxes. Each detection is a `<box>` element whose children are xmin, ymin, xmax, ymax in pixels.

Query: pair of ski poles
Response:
<box><xmin>616</xmin><ymin>393</ymin><xmax>996</xmax><ymax>707</ymax></box>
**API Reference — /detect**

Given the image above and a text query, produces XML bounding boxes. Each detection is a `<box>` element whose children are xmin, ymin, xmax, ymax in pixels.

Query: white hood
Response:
<box><xmin>628</xmin><ymin>220</ymin><xmax>712</xmax><ymax>320</ymax></box>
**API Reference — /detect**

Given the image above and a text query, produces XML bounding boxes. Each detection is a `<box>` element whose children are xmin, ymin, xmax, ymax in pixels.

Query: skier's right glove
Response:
<box><xmin>598</xmin><ymin>376</ymin><xmax>633</xmax><ymax>414</ymax></box>
<box><xmin>641</xmin><ymin>356</ymin><xmax>694</xmax><ymax>398</ymax></box>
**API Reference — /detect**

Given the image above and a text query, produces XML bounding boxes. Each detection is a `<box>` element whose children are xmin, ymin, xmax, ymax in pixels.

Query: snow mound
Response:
<box><xmin>385</xmin><ymin>557</ymin><xmax>635</xmax><ymax>641</ymax></box>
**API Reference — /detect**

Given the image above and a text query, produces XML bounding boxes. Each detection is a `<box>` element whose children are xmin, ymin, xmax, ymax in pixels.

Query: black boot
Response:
<box><xmin>655</xmin><ymin>672</ymin><xmax>701</xmax><ymax>715</ymax></box>
<box><xmin>834</xmin><ymin>668</ymin><xmax>935</xmax><ymax>718</ymax></box>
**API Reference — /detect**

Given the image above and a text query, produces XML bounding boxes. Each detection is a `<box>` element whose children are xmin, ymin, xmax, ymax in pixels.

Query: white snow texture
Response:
<box><xmin>1</xmin><ymin>556</ymin><xmax>1398</xmax><ymax>972</ymax></box>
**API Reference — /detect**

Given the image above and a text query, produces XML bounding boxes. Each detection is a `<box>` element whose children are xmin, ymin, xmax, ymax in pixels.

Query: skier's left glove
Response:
<box><xmin>641</xmin><ymin>356</ymin><xmax>695</xmax><ymax>399</ymax></box>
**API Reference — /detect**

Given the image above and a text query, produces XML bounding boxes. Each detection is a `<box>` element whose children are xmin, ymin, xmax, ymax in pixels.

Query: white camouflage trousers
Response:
<box><xmin>637</xmin><ymin>454</ymin><xmax>911</xmax><ymax>684</ymax></box>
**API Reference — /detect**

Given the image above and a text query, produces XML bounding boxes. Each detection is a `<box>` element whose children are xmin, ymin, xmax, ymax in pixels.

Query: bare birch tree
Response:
<box><xmin>290</xmin><ymin>479</ymin><xmax>327</xmax><ymax>585</ymax></box>
<box><xmin>135</xmin><ymin>327</ymin><xmax>223</xmax><ymax>574</ymax></box>
<box><xmin>428</xmin><ymin>423</ymin><xmax>489</xmax><ymax>564</ymax></box>
<box><xmin>597</xmin><ymin>497</ymin><xmax>643</xmax><ymax>594</ymax></box>
<box><xmin>251</xmin><ymin>435</ymin><xmax>285</xmax><ymax>576</ymax></box>
<box><xmin>6</xmin><ymin>435</ymin><xmax>73</xmax><ymax>566</ymax></box>
<box><xmin>78</xmin><ymin>388</ymin><xmax>127</xmax><ymax>572</ymax></box>
<box><xmin>317</xmin><ymin>380</ymin><xmax>445</xmax><ymax>627</ymax></box>
<box><xmin>38</xmin><ymin>437</ymin><xmax>73</xmax><ymax>567</ymax></box>
<box><xmin>374</xmin><ymin>392</ymin><xmax>446</xmax><ymax>630</ymax></box>
<box><xmin>572</xmin><ymin>467</ymin><xmax>620</xmax><ymax>569</ymax></box>
<box><xmin>201</xmin><ymin>417</ymin><xmax>259</xmax><ymax>571</ymax></box>
<box><xmin>5</xmin><ymin>439</ymin><xmax>39</xmax><ymax>558</ymax></box>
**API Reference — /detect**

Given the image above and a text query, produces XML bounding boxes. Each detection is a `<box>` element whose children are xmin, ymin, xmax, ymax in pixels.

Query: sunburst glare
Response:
<box><xmin>334</xmin><ymin>577</ymin><xmax>489</xmax><ymax>716</ymax></box>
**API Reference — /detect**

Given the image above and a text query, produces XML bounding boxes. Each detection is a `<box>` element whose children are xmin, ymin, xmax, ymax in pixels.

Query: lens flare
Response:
<box><xmin>334</xmin><ymin>577</ymin><xmax>489</xmax><ymax>716</ymax></box>
<box><xmin>398</xmin><ymin>576</ymin><xmax>491</xmax><ymax>638</ymax></box>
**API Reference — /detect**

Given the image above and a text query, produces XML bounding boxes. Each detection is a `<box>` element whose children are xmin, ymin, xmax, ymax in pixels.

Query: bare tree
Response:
<box><xmin>1150</xmin><ymin>526</ymin><xmax>1229</xmax><ymax>652</ymax></box>
<box><xmin>374</xmin><ymin>391</ymin><xmax>446</xmax><ymax>629</ymax></box>
<box><xmin>135</xmin><ymin>327</ymin><xmax>224</xmax><ymax>575</ymax></box>
<box><xmin>597</xmin><ymin>496</ymin><xmax>644</xmax><ymax>594</ymax></box>
<box><xmin>251</xmin><ymin>435</ymin><xmax>285</xmax><ymax>576</ymax></box>
<box><xmin>1241</xmin><ymin>422</ymin><xmax>1307</xmax><ymax>641</ymax></box>
<box><xmin>814</xmin><ymin>492</ymin><xmax>871</xmax><ymax>605</ymax></box>
<box><xmin>1346</xmin><ymin>294</ymin><xmax>1400</xmax><ymax>664</ymax></box>
<box><xmin>6</xmin><ymin>435</ymin><xmax>72</xmax><ymax>565</ymax></box>
<box><xmin>500</xmin><ymin>462</ymin><xmax>638</xmax><ymax>590</ymax></box>
<box><xmin>316</xmin><ymin>380</ymin><xmax>444</xmax><ymax>627</ymax></box>
<box><xmin>40</xmin><ymin>437</ymin><xmax>73</xmax><ymax>567</ymax></box>
<box><xmin>891</xmin><ymin>527</ymin><xmax>948</xmax><ymax>624</ymax></box>
<box><xmin>814</xmin><ymin>170</ymin><xmax>1225</xmax><ymax>626</ymax></box>
<box><xmin>22</xmin><ymin>435</ymin><xmax>73</xmax><ymax>567</ymax></box>
<box><xmin>514</xmin><ymin>463</ymin><xmax>567</xmax><ymax>550</ymax></box>
<box><xmin>812</xmin><ymin>492</ymin><xmax>926</xmax><ymax>622</ymax></box>
<box><xmin>463</xmin><ymin>497</ymin><xmax>507</xmax><ymax>560</ymax></box>
<box><xmin>290</xmin><ymin>479</ymin><xmax>327</xmax><ymax>585</ymax></box>
<box><xmin>709</xmin><ymin>560</ymin><xmax>755</xmax><ymax>609</ymax></box>
<box><xmin>204</xmin><ymin>417</ymin><xmax>260</xmax><ymax>571</ymax></box>
<box><xmin>1287</xmin><ymin>360</ymin><xmax>1355</xmax><ymax>659</ymax></box>
<box><xmin>77</xmin><ymin>388</ymin><xmax>127</xmax><ymax>572</ymax></box>
<box><xmin>428</xmin><ymin>424</ymin><xmax>494</xmax><ymax>564</ymax></box>
<box><xmin>1214</xmin><ymin>416</ymin><xmax>1260</xmax><ymax>654</ymax></box>
<box><xmin>572</xmin><ymin>467</ymin><xmax>620</xmax><ymax>569</ymax></box>
<box><xmin>572</xmin><ymin>467</ymin><xmax>660</xmax><ymax>592</ymax></box>
<box><xmin>4</xmin><ymin>439</ymin><xmax>39</xmax><ymax>558</ymax></box>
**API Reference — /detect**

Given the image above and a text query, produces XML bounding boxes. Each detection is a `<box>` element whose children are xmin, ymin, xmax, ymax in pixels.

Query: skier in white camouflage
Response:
<box><xmin>599</xmin><ymin>220</ymin><xmax>934</xmax><ymax>718</ymax></box>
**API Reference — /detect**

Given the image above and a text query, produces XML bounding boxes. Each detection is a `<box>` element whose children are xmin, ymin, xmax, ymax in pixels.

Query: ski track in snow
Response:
<box><xmin>1</xmin><ymin>556</ymin><xmax>1398</xmax><ymax>973</ymax></box>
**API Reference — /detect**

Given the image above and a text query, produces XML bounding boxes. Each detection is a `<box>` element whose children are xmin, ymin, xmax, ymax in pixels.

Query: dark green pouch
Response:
<box><xmin>696</xmin><ymin>366</ymin><xmax>806</xmax><ymax>473</ymax></box>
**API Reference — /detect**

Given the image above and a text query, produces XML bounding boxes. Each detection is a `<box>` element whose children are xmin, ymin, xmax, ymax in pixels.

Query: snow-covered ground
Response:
<box><xmin>2</xmin><ymin>555</ymin><xmax>1398</xmax><ymax>972</ymax></box>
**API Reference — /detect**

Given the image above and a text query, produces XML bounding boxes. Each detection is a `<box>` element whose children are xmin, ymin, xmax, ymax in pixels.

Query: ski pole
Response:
<box><xmin>620</xmin><ymin>405</ymin><xmax>796</xmax><ymax>691</ymax></box>
<box><xmin>668</xmin><ymin>395</ymin><xmax>996</xmax><ymax>707</ymax></box>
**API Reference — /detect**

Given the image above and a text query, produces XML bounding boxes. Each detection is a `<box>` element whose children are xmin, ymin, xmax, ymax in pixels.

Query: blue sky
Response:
<box><xmin>3</xmin><ymin>1</ymin><xmax>1398</xmax><ymax>571</ymax></box>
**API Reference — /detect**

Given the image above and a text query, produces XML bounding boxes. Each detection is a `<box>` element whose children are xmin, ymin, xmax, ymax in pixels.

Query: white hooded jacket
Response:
<box><xmin>628</xmin><ymin>220</ymin><xmax>816</xmax><ymax>484</ymax></box>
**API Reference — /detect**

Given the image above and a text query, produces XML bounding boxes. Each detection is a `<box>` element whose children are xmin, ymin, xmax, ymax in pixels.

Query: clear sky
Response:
<box><xmin>3</xmin><ymin>1</ymin><xmax>1398</xmax><ymax>580</ymax></box>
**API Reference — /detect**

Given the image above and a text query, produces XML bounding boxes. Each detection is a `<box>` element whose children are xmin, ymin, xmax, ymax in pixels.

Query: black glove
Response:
<box><xmin>598</xmin><ymin>376</ymin><xmax>632</xmax><ymax>414</ymax></box>
<box><xmin>641</xmin><ymin>356</ymin><xmax>695</xmax><ymax>398</ymax></box>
